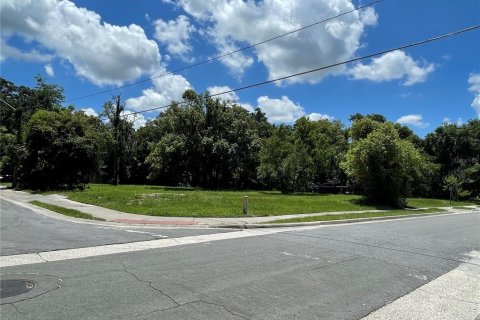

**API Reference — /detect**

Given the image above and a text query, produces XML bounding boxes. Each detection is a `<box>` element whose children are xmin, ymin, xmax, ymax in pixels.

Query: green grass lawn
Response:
<box><xmin>406</xmin><ymin>198</ymin><xmax>471</xmax><ymax>208</ymax></box>
<box><xmin>30</xmin><ymin>200</ymin><xmax>105</xmax><ymax>221</ymax></box>
<box><xmin>57</xmin><ymin>184</ymin><xmax>473</xmax><ymax>218</ymax></box>
<box><xmin>268</xmin><ymin>208</ymin><xmax>447</xmax><ymax>224</ymax></box>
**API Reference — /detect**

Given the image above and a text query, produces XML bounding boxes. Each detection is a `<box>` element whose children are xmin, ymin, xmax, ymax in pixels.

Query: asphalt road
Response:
<box><xmin>0</xmin><ymin>199</ymin><xmax>234</xmax><ymax>256</ymax></box>
<box><xmin>0</xmin><ymin>201</ymin><xmax>479</xmax><ymax>319</ymax></box>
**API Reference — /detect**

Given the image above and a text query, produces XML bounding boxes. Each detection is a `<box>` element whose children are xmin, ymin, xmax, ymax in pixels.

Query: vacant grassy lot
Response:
<box><xmin>59</xmin><ymin>184</ymin><xmax>474</xmax><ymax>218</ymax></box>
<box><xmin>269</xmin><ymin>208</ymin><xmax>447</xmax><ymax>224</ymax></box>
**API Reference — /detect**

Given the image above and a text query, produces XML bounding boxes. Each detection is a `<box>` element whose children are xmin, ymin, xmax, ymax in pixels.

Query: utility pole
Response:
<box><xmin>112</xmin><ymin>95</ymin><xmax>123</xmax><ymax>186</ymax></box>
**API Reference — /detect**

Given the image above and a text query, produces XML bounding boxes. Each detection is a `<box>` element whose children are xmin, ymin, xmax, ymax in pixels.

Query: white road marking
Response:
<box><xmin>281</xmin><ymin>251</ymin><xmax>321</xmax><ymax>260</ymax></box>
<box><xmin>407</xmin><ymin>273</ymin><xmax>428</xmax><ymax>281</ymax></box>
<box><xmin>1</xmin><ymin>194</ymin><xmax>478</xmax><ymax>268</ymax></box>
<box><xmin>362</xmin><ymin>251</ymin><xmax>480</xmax><ymax>320</ymax></box>
<box><xmin>1</xmin><ymin>212</ymin><xmax>478</xmax><ymax>268</ymax></box>
<box><xmin>122</xmin><ymin>229</ymin><xmax>169</xmax><ymax>238</ymax></box>
<box><xmin>0</xmin><ymin>229</ymin><xmax>274</xmax><ymax>267</ymax></box>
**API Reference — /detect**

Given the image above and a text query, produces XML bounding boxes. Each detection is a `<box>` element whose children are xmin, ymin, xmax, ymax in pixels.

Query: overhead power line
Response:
<box><xmin>121</xmin><ymin>25</ymin><xmax>480</xmax><ymax>118</ymax></box>
<box><xmin>65</xmin><ymin>0</ymin><xmax>384</xmax><ymax>103</ymax></box>
<box><xmin>0</xmin><ymin>98</ymin><xmax>17</xmax><ymax>110</ymax></box>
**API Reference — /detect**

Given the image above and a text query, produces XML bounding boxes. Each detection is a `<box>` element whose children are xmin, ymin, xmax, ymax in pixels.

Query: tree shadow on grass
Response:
<box><xmin>470</xmin><ymin>199</ymin><xmax>480</xmax><ymax>205</ymax></box>
<box><xmin>257</xmin><ymin>191</ymin><xmax>347</xmax><ymax>197</ymax></box>
<box><xmin>144</xmin><ymin>186</ymin><xmax>197</xmax><ymax>192</ymax></box>
<box><xmin>347</xmin><ymin>198</ymin><xmax>397</xmax><ymax>210</ymax></box>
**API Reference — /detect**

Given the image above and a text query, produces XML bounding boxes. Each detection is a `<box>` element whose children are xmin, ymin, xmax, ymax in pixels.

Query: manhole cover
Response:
<box><xmin>0</xmin><ymin>279</ymin><xmax>36</xmax><ymax>298</ymax></box>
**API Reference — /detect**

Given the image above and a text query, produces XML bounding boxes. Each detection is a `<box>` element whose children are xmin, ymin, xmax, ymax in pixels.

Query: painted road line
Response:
<box><xmin>362</xmin><ymin>251</ymin><xmax>480</xmax><ymax>320</ymax></box>
<box><xmin>1</xmin><ymin>214</ymin><xmax>477</xmax><ymax>268</ymax></box>
<box><xmin>0</xmin><ymin>229</ymin><xmax>262</xmax><ymax>267</ymax></box>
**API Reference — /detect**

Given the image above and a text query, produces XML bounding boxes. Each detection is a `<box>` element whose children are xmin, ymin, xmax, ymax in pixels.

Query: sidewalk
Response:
<box><xmin>0</xmin><ymin>188</ymin><xmax>478</xmax><ymax>228</ymax></box>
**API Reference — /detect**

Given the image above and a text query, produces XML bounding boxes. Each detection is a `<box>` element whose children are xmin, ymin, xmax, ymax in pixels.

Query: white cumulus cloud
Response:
<box><xmin>396</xmin><ymin>114</ymin><xmax>429</xmax><ymax>128</ymax></box>
<box><xmin>0</xmin><ymin>40</ymin><xmax>54</xmax><ymax>62</ymax></box>
<box><xmin>125</xmin><ymin>71</ymin><xmax>191</xmax><ymax>113</ymax></box>
<box><xmin>468</xmin><ymin>73</ymin><xmax>480</xmax><ymax>117</ymax></box>
<box><xmin>308</xmin><ymin>113</ymin><xmax>334</xmax><ymax>121</ymax></box>
<box><xmin>80</xmin><ymin>107</ymin><xmax>98</xmax><ymax>117</ymax></box>
<box><xmin>207</xmin><ymin>86</ymin><xmax>239</xmax><ymax>101</ymax></box>
<box><xmin>122</xmin><ymin>110</ymin><xmax>147</xmax><ymax>129</ymax></box>
<box><xmin>0</xmin><ymin>0</ymin><xmax>161</xmax><ymax>86</ymax></box>
<box><xmin>215</xmin><ymin>39</ymin><xmax>255</xmax><ymax>78</ymax></box>
<box><xmin>349</xmin><ymin>50</ymin><xmax>435</xmax><ymax>86</ymax></box>
<box><xmin>471</xmin><ymin>96</ymin><xmax>480</xmax><ymax>117</ymax></box>
<box><xmin>154</xmin><ymin>15</ymin><xmax>196</xmax><ymax>59</ymax></box>
<box><xmin>468</xmin><ymin>73</ymin><xmax>480</xmax><ymax>93</ymax></box>
<box><xmin>256</xmin><ymin>96</ymin><xmax>305</xmax><ymax>123</ymax></box>
<box><xmin>359</xmin><ymin>7</ymin><xmax>378</xmax><ymax>26</ymax></box>
<box><xmin>442</xmin><ymin>117</ymin><xmax>463</xmax><ymax>126</ymax></box>
<box><xmin>44</xmin><ymin>64</ymin><xmax>54</xmax><ymax>77</ymax></box>
<box><xmin>174</xmin><ymin>0</ymin><xmax>378</xmax><ymax>83</ymax></box>
<box><xmin>206</xmin><ymin>85</ymin><xmax>254</xmax><ymax>112</ymax></box>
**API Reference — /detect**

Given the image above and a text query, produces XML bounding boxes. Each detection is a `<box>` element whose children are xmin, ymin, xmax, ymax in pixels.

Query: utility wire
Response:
<box><xmin>0</xmin><ymin>98</ymin><xmax>17</xmax><ymax>110</ymax></box>
<box><xmin>65</xmin><ymin>0</ymin><xmax>384</xmax><ymax>103</ymax></box>
<box><xmin>121</xmin><ymin>25</ymin><xmax>479</xmax><ymax>117</ymax></box>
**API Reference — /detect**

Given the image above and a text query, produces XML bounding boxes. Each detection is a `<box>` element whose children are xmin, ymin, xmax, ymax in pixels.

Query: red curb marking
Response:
<box><xmin>112</xmin><ymin>219</ymin><xmax>196</xmax><ymax>225</ymax></box>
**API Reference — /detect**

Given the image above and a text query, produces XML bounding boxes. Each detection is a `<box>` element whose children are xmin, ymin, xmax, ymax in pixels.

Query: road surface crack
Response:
<box><xmin>121</xmin><ymin>262</ymin><xmax>180</xmax><ymax>306</ymax></box>
<box><xmin>285</xmin><ymin>232</ymin><xmax>480</xmax><ymax>267</ymax></box>
<box><xmin>113</xmin><ymin>274</ymin><xmax>251</xmax><ymax>320</ymax></box>
<box><xmin>135</xmin><ymin>300</ymin><xmax>251</xmax><ymax>320</ymax></box>
<box><xmin>305</xmin><ymin>257</ymin><xmax>360</xmax><ymax>281</ymax></box>
<box><xmin>36</xmin><ymin>253</ymin><xmax>48</xmax><ymax>262</ymax></box>
<box><xmin>185</xmin><ymin>300</ymin><xmax>251</xmax><ymax>320</ymax></box>
<box><xmin>4</xmin><ymin>302</ymin><xmax>19</xmax><ymax>320</ymax></box>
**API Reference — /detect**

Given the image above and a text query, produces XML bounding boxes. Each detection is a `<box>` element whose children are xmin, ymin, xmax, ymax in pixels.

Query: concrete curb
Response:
<box><xmin>203</xmin><ymin>209</ymin><xmax>479</xmax><ymax>229</ymax></box>
<box><xmin>240</xmin><ymin>210</ymin><xmax>476</xmax><ymax>228</ymax></box>
<box><xmin>101</xmin><ymin>210</ymin><xmax>476</xmax><ymax>228</ymax></box>
<box><xmin>1</xmin><ymin>188</ymin><xmax>478</xmax><ymax>229</ymax></box>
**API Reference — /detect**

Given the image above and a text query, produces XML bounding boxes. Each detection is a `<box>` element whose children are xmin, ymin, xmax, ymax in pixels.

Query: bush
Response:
<box><xmin>20</xmin><ymin>109</ymin><xmax>109</xmax><ymax>190</ymax></box>
<box><xmin>341</xmin><ymin>121</ymin><xmax>423</xmax><ymax>206</ymax></box>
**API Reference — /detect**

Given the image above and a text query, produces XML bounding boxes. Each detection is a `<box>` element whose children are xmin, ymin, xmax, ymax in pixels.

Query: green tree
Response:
<box><xmin>341</xmin><ymin>122</ymin><xmax>423</xmax><ymax>206</ymax></box>
<box><xmin>21</xmin><ymin>109</ymin><xmax>108</xmax><ymax>190</ymax></box>
<box><xmin>146</xmin><ymin>133</ymin><xmax>189</xmax><ymax>184</ymax></box>
<box><xmin>0</xmin><ymin>76</ymin><xmax>64</xmax><ymax>187</ymax></box>
<box><xmin>127</xmin><ymin>122</ymin><xmax>162</xmax><ymax>184</ymax></box>
<box><xmin>394</xmin><ymin>123</ymin><xmax>424</xmax><ymax>148</ymax></box>
<box><xmin>100</xmin><ymin>97</ymin><xmax>135</xmax><ymax>185</ymax></box>
<box><xmin>146</xmin><ymin>90</ymin><xmax>269</xmax><ymax>188</ymax></box>
<box><xmin>0</xmin><ymin>129</ymin><xmax>16</xmax><ymax>180</ymax></box>
<box><xmin>349</xmin><ymin>117</ymin><xmax>381</xmax><ymax>141</ymax></box>
<box><xmin>425</xmin><ymin>119</ymin><xmax>480</xmax><ymax>197</ymax></box>
<box><xmin>294</xmin><ymin>117</ymin><xmax>348</xmax><ymax>186</ymax></box>
<box><xmin>258</xmin><ymin>125</ymin><xmax>314</xmax><ymax>193</ymax></box>
<box><xmin>462</xmin><ymin>164</ymin><xmax>480</xmax><ymax>198</ymax></box>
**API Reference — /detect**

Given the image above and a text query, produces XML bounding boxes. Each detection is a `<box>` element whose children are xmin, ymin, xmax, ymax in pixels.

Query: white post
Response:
<box><xmin>243</xmin><ymin>196</ymin><xmax>249</xmax><ymax>215</ymax></box>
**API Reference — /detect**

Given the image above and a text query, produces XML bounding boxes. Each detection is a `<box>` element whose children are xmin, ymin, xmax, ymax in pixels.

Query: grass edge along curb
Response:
<box><xmin>30</xmin><ymin>200</ymin><xmax>106</xmax><ymax>221</ymax></box>
<box><xmin>267</xmin><ymin>208</ymin><xmax>448</xmax><ymax>224</ymax></box>
<box><xmin>58</xmin><ymin>184</ymin><xmax>474</xmax><ymax>218</ymax></box>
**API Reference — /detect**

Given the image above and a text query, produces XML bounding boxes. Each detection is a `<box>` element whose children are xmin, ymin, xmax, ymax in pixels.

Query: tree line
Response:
<box><xmin>1</xmin><ymin>77</ymin><xmax>479</xmax><ymax>206</ymax></box>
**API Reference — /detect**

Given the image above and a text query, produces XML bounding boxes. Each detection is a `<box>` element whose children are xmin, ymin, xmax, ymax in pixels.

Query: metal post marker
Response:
<box><xmin>243</xmin><ymin>196</ymin><xmax>249</xmax><ymax>215</ymax></box>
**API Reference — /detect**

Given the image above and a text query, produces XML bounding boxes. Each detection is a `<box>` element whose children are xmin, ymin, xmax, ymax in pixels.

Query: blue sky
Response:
<box><xmin>1</xmin><ymin>0</ymin><xmax>479</xmax><ymax>135</ymax></box>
